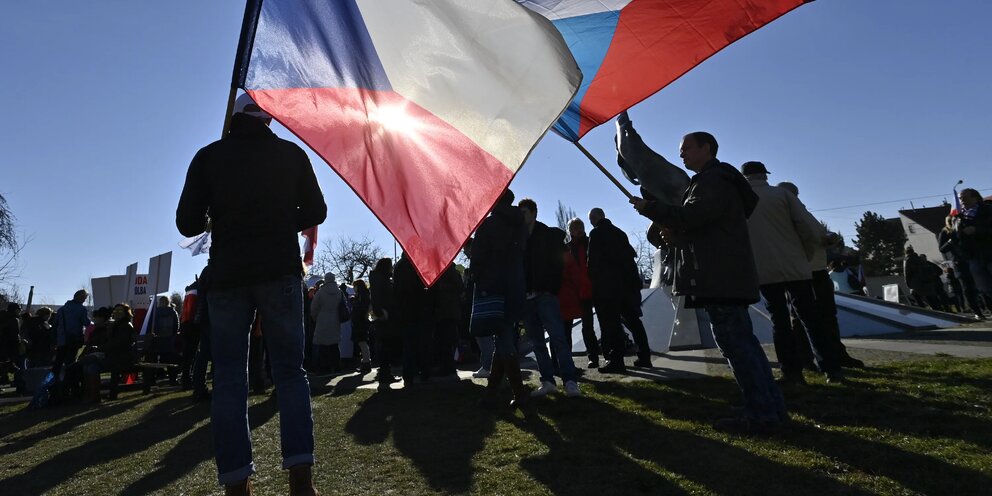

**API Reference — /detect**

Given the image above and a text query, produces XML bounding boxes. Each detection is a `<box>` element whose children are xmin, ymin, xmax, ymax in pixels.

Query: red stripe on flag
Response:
<box><xmin>248</xmin><ymin>87</ymin><xmax>515</xmax><ymax>285</ymax></box>
<box><xmin>578</xmin><ymin>0</ymin><xmax>807</xmax><ymax>137</ymax></box>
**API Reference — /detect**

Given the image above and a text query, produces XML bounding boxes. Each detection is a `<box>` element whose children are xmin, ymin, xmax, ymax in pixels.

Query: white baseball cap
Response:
<box><xmin>233</xmin><ymin>93</ymin><xmax>272</xmax><ymax>119</ymax></box>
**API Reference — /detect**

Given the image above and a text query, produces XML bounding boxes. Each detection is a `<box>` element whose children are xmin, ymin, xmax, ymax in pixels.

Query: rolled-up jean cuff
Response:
<box><xmin>282</xmin><ymin>453</ymin><xmax>315</xmax><ymax>470</ymax></box>
<box><xmin>217</xmin><ymin>463</ymin><xmax>255</xmax><ymax>486</ymax></box>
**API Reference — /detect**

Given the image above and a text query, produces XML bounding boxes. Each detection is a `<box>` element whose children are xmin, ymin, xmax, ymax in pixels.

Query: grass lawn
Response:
<box><xmin>1</xmin><ymin>357</ymin><xmax>990</xmax><ymax>495</ymax></box>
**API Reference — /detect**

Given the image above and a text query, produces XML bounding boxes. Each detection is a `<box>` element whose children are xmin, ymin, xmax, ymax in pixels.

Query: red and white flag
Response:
<box><xmin>301</xmin><ymin>226</ymin><xmax>318</xmax><ymax>267</ymax></box>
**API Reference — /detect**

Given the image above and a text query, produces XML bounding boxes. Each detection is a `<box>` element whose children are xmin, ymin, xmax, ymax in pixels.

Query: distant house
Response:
<box><xmin>898</xmin><ymin>204</ymin><xmax>951</xmax><ymax>263</ymax></box>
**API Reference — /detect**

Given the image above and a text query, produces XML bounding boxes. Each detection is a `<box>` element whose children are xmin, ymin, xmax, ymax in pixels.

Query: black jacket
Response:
<box><xmin>369</xmin><ymin>267</ymin><xmax>394</xmax><ymax>320</ymax></box>
<box><xmin>587</xmin><ymin>219</ymin><xmax>641</xmax><ymax>301</ymax></box>
<box><xmin>957</xmin><ymin>202</ymin><xmax>992</xmax><ymax>262</ymax></box>
<box><xmin>430</xmin><ymin>265</ymin><xmax>464</xmax><ymax>322</ymax></box>
<box><xmin>392</xmin><ymin>255</ymin><xmax>429</xmax><ymax>325</ymax></box>
<box><xmin>470</xmin><ymin>203</ymin><xmax>527</xmax><ymax>321</ymax></box>
<box><xmin>524</xmin><ymin>221</ymin><xmax>566</xmax><ymax>295</ymax></box>
<box><xmin>639</xmin><ymin>159</ymin><xmax>760</xmax><ymax>307</ymax></box>
<box><xmin>176</xmin><ymin>114</ymin><xmax>327</xmax><ymax>289</ymax></box>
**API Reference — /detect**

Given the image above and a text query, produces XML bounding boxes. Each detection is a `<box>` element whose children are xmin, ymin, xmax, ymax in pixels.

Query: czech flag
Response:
<box><xmin>519</xmin><ymin>0</ymin><xmax>812</xmax><ymax>141</ymax></box>
<box><xmin>238</xmin><ymin>0</ymin><xmax>581</xmax><ymax>285</ymax></box>
<box><xmin>301</xmin><ymin>225</ymin><xmax>317</xmax><ymax>268</ymax></box>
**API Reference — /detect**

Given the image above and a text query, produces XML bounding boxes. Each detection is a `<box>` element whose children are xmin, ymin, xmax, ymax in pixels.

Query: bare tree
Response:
<box><xmin>0</xmin><ymin>194</ymin><xmax>27</xmax><ymax>297</ymax></box>
<box><xmin>311</xmin><ymin>235</ymin><xmax>385</xmax><ymax>283</ymax></box>
<box><xmin>555</xmin><ymin>200</ymin><xmax>578</xmax><ymax>238</ymax></box>
<box><xmin>631</xmin><ymin>230</ymin><xmax>656</xmax><ymax>286</ymax></box>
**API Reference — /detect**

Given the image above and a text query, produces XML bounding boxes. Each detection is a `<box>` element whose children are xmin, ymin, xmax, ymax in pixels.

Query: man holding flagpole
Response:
<box><xmin>177</xmin><ymin>93</ymin><xmax>326</xmax><ymax>495</ymax></box>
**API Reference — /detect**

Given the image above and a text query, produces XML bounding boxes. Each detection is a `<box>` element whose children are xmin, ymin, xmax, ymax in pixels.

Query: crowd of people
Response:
<box><xmin>6</xmin><ymin>93</ymin><xmax>986</xmax><ymax>495</ymax></box>
<box><xmin>908</xmin><ymin>190</ymin><xmax>992</xmax><ymax>320</ymax></box>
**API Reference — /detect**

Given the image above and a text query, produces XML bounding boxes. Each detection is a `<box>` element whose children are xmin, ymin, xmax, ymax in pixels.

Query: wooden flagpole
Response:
<box><xmin>572</xmin><ymin>141</ymin><xmax>634</xmax><ymax>199</ymax></box>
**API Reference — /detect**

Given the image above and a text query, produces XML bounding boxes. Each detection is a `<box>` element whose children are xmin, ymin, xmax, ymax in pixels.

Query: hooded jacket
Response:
<box><xmin>176</xmin><ymin>113</ymin><xmax>327</xmax><ymax>289</ymax></box>
<box><xmin>310</xmin><ymin>282</ymin><xmax>343</xmax><ymax>346</ymax></box>
<box><xmin>639</xmin><ymin>159</ymin><xmax>760</xmax><ymax>307</ymax></box>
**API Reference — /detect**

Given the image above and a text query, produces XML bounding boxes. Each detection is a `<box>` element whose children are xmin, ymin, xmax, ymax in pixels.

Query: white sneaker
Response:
<box><xmin>472</xmin><ymin>367</ymin><xmax>490</xmax><ymax>379</ymax></box>
<box><xmin>531</xmin><ymin>380</ymin><xmax>556</xmax><ymax>398</ymax></box>
<box><xmin>564</xmin><ymin>380</ymin><xmax>581</xmax><ymax>397</ymax></box>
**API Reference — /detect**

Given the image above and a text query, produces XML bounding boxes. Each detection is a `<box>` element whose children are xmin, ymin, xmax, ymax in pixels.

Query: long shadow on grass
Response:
<box><xmin>0</xmin><ymin>396</ymin><xmax>209</xmax><ymax>495</ymax></box>
<box><xmin>601</xmin><ymin>373</ymin><xmax>992</xmax><ymax>495</ymax></box>
<box><xmin>0</xmin><ymin>396</ymin><xmax>146</xmax><ymax>455</ymax></box>
<box><xmin>344</xmin><ymin>382</ymin><xmax>496</xmax><ymax>494</ymax></box>
<box><xmin>783</xmin><ymin>367</ymin><xmax>992</xmax><ymax>451</ymax></box>
<box><xmin>516</xmin><ymin>381</ymin><xmax>869</xmax><ymax>496</ymax></box>
<box><xmin>118</xmin><ymin>395</ymin><xmax>279</xmax><ymax>496</ymax></box>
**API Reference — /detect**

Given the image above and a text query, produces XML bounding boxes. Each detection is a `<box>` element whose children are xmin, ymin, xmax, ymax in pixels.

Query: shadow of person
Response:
<box><xmin>344</xmin><ymin>380</ymin><xmax>497</xmax><ymax>493</ymax></box>
<box><xmin>0</xmin><ymin>395</ymin><xmax>148</xmax><ymax>457</ymax></box>
<box><xmin>2</xmin><ymin>396</ymin><xmax>209</xmax><ymax>495</ymax></box>
<box><xmin>118</xmin><ymin>395</ymin><xmax>280</xmax><ymax>496</ymax></box>
<box><xmin>511</xmin><ymin>392</ymin><xmax>869</xmax><ymax>495</ymax></box>
<box><xmin>590</xmin><ymin>371</ymin><xmax>992</xmax><ymax>495</ymax></box>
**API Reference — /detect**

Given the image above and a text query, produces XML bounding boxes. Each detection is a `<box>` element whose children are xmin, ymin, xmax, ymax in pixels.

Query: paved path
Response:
<box><xmin>842</xmin><ymin>338</ymin><xmax>992</xmax><ymax>358</ymax></box>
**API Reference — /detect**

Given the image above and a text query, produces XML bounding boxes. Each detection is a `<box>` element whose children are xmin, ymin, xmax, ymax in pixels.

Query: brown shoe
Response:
<box><xmin>289</xmin><ymin>464</ymin><xmax>319</xmax><ymax>496</ymax></box>
<box><xmin>224</xmin><ymin>478</ymin><xmax>252</xmax><ymax>496</ymax></box>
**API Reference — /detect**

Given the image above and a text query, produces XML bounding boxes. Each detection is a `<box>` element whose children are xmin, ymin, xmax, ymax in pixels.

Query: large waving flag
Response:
<box><xmin>239</xmin><ymin>0</ymin><xmax>581</xmax><ymax>285</ymax></box>
<box><xmin>519</xmin><ymin>0</ymin><xmax>811</xmax><ymax>141</ymax></box>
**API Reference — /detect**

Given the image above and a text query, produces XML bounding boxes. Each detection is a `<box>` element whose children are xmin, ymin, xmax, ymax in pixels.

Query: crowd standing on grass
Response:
<box><xmin>2</xmin><ymin>93</ymin><xmax>991</xmax><ymax>493</ymax></box>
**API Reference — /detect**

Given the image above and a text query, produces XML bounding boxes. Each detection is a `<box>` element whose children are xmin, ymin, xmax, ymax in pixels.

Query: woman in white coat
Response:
<box><xmin>310</xmin><ymin>273</ymin><xmax>343</xmax><ymax>374</ymax></box>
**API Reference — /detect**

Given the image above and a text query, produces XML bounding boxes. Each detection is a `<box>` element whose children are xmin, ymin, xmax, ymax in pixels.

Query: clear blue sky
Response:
<box><xmin>2</xmin><ymin>1</ymin><xmax>990</xmax><ymax>305</ymax></box>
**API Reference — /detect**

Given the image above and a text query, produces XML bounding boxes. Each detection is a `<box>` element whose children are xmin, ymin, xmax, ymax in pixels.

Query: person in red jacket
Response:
<box><xmin>563</xmin><ymin>218</ymin><xmax>599</xmax><ymax>367</ymax></box>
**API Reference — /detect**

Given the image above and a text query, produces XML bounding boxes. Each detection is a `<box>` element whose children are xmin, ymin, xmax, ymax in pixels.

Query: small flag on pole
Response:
<box><xmin>178</xmin><ymin>232</ymin><xmax>211</xmax><ymax>257</ymax></box>
<box><xmin>301</xmin><ymin>226</ymin><xmax>318</xmax><ymax>267</ymax></box>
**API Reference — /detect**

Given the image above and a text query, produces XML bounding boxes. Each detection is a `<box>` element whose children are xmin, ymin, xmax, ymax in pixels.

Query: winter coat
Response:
<box><xmin>470</xmin><ymin>202</ymin><xmax>527</xmax><ymax>322</ymax></box>
<box><xmin>566</xmin><ymin>236</ymin><xmax>593</xmax><ymax>300</ymax></box>
<box><xmin>558</xmin><ymin>250</ymin><xmax>585</xmax><ymax>320</ymax></box>
<box><xmin>55</xmin><ymin>300</ymin><xmax>90</xmax><ymax>346</ymax></box>
<box><xmin>369</xmin><ymin>268</ymin><xmax>394</xmax><ymax>321</ymax></box>
<box><xmin>154</xmin><ymin>306</ymin><xmax>180</xmax><ymax>336</ymax></box>
<box><xmin>587</xmin><ymin>219</ymin><xmax>641</xmax><ymax>302</ymax></box>
<box><xmin>639</xmin><ymin>159</ymin><xmax>760</xmax><ymax>307</ymax></box>
<box><xmin>393</xmin><ymin>256</ymin><xmax>430</xmax><ymax>326</ymax></box>
<box><xmin>103</xmin><ymin>319</ymin><xmax>138</xmax><ymax>372</ymax></box>
<box><xmin>956</xmin><ymin>202</ymin><xmax>992</xmax><ymax>262</ymax></box>
<box><xmin>430</xmin><ymin>265</ymin><xmax>463</xmax><ymax>323</ymax></box>
<box><xmin>310</xmin><ymin>284</ymin><xmax>343</xmax><ymax>345</ymax></box>
<box><xmin>0</xmin><ymin>311</ymin><xmax>20</xmax><ymax>361</ymax></box>
<box><xmin>524</xmin><ymin>221</ymin><xmax>566</xmax><ymax>295</ymax></box>
<box><xmin>176</xmin><ymin>113</ymin><xmax>327</xmax><ymax>289</ymax></box>
<box><xmin>351</xmin><ymin>289</ymin><xmax>371</xmax><ymax>332</ymax></box>
<box><xmin>745</xmin><ymin>178</ymin><xmax>822</xmax><ymax>285</ymax></box>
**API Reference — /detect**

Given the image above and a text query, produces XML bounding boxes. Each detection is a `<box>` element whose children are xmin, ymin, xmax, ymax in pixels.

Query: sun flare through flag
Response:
<box><xmin>239</xmin><ymin>0</ymin><xmax>581</xmax><ymax>285</ymax></box>
<box><xmin>518</xmin><ymin>0</ymin><xmax>812</xmax><ymax>141</ymax></box>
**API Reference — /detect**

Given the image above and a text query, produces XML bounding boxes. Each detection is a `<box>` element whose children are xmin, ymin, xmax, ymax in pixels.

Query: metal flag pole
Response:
<box><xmin>221</xmin><ymin>0</ymin><xmax>264</xmax><ymax>138</ymax></box>
<box><xmin>572</xmin><ymin>141</ymin><xmax>634</xmax><ymax>199</ymax></box>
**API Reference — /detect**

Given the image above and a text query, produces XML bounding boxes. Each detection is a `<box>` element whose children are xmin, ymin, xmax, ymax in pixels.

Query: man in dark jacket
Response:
<box><xmin>631</xmin><ymin>131</ymin><xmax>786</xmax><ymax>435</ymax></box>
<box><xmin>587</xmin><ymin>208</ymin><xmax>652</xmax><ymax>373</ymax></box>
<box><xmin>393</xmin><ymin>253</ymin><xmax>431</xmax><ymax>382</ymax></box>
<box><xmin>518</xmin><ymin>199</ymin><xmax>580</xmax><ymax>398</ymax></box>
<box><xmin>472</xmin><ymin>189</ymin><xmax>532</xmax><ymax>410</ymax></box>
<box><xmin>176</xmin><ymin>93</ymin><xmax>325</xmax><ymax>494</ymax></box>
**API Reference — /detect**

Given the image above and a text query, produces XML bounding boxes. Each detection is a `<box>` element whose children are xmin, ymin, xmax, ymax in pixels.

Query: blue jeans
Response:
<box><xmin>207</xmin><ymin>275</ymin><xmax>314</xmax><ymax>485</ymax></box>
<box><xmin>969</xmin><ymin>258</ymin><xmax>992</xmax><ymax>296</ymax></box>
<box><xmin>704</xmin><ymin>304</ymin><xmax>786</xmax><ymax>423</ymax></box>
<box><xmin>524</xmin><ymin>293</ymin><xmax>577</xmax><ymax>384</ymax></box>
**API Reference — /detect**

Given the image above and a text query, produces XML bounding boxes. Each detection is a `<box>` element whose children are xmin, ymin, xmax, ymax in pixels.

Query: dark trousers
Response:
<box><xmin>761</xmin><ymin>279</ymin><xmax>840</xmax><ymax>375</ymax></box>
<box><xmin>955</xmin><ymin>262</ymin><xmax>985</xmax><ymax>313</ymax></box>
<box><xmin>594</xmin><ymin>297</ymin><xmax>651</xmax><ymax>362</ymax></box>
<box><xmin>180</xmin><ymin>325</ymin><xmax>201</xmax><ymax>386</ymax></box>
<box><xmin>192</xmin><ymin>322</ymin><xmax>212</xmax><ymax>392</ymax></box>
<box><xmin>434</xmin><ymin>319</ymin><xmax>458</xmax><ymax>374</ymax></box>
<box><xmin>53</xmin><ymin>337</ymin><xmax>82</xmax><ymax>378</ymax></box>
<box><xmin>402</xmin><ymin>320</ymin><xmax>433</xmax><ymax>380</ymax></box>
<box><xmin>373</xmin><ymin>320</ymin><xmax>401</xmax><ymax>378</ymax></box>
<box><xmin>578</xmin><ymin>299</ymin><xmax>600</xmax><ymax>360</ymax></box>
